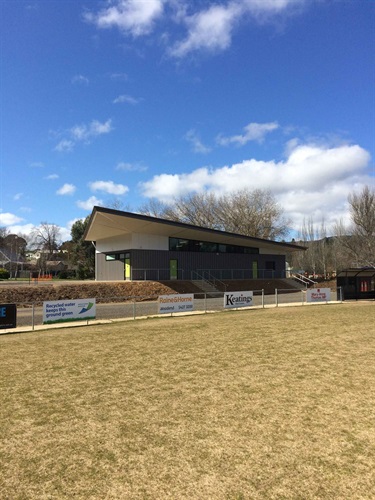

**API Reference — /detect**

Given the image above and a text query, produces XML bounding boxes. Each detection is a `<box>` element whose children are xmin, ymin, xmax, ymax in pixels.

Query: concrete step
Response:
<box><xmin>191</xmin><ymin>280</ymin><xmax>220</xmax><ymax>294</ymax></box>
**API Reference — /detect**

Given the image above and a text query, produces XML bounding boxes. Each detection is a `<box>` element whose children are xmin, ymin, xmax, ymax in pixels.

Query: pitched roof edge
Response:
<box><xmin>85</xmin><ymin>206</ymin><xmax>306</xmax><ymax>251</ymax></box>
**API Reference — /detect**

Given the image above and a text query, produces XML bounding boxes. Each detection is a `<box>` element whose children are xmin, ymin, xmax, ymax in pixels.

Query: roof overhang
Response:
<box><xmin>84</xmin><ymin>206</ymin><xmax>305</xmax><ymax>253</ymax></box>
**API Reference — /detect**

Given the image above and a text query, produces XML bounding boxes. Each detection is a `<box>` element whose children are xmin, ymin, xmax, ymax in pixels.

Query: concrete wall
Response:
<box><xmin>96</xmin><ymin>234</ymin><xmax>132</xmax><ymax>253</ymax></box>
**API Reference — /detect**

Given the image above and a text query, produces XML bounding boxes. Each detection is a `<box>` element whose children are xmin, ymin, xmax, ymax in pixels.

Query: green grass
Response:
<box><xmin>1</xmin><ymin>302</ymin><xmax>375</xmax><ymax>499</ymax></box>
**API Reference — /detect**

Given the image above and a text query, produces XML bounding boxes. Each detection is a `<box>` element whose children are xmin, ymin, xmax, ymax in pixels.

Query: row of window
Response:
<box><xmin>169</xmin><ymin>237</ymin><xmax>259</xmax><ymax>254</ymax></box>
<box><xmin>105</xmin><ymin>238</ymin><xmax>260</xmax><ymax>261</ymax></box>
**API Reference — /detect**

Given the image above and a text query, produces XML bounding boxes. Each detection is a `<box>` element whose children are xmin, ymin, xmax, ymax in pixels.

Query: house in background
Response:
<box><xmin>84</xmin><ymin>206</ymin><xmax>305</xmax><ymax>282</ymax></box>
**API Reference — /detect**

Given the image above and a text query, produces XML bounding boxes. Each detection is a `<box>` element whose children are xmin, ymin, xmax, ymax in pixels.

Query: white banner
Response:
<box><xmin>306</xmin><ymin>288</ymin><xmax>331</xmax><ymax>303</ymax></box>
<box><xmin>43</xmin><ymin>299</ymin><xmax>96</xmax><ymax>324</ymax></box>
<box><xmin>158</xmin><ymin>294</ymin><xmax>194</xmax><ymax>314</ymax></box>
<box><xmin>224</xmin><ymin>291</ymin><xmax>253</xmax><ymax>309</ymax></box>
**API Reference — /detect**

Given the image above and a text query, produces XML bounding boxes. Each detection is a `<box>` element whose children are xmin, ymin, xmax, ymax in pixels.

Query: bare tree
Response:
<box><xmin>0</xmin><ymin>227</ymin><xmax>10</xmax><ymax>243</ymax></box>
<box><xmin>348</xmin><ymin>185</ymin><xmax>375</xmax><ymax>266</ymax></box>
<box><xmin>138</xmin><ymin>189</ymin><xmax>290</xmax><ymax>240</ymax></box>
<box><xmin>138</xmin><ymin>199</ymin><xmax>170</xmax><ymax>219</ymax></box>
<box><xmin>289</xmin><ymin>218</ymin><xmax>337</xmax><ymax>277</ymax></box>
<box><xmin>216</xmin><ymin>189</ymin><xmax>290</xmax><ymax>239</ymax></box>
<box><xmin>164</xmin><ymin>192</ymin><xmax>221</xmax><ymax>229</ymax></box>
<box><xmin>31</xmin><ymin>222</ymin><xmax>61</xmax><ymax>271</ymax></box>
<box><xmin>334</xmin><ymin>185</ymin><xmax>375</xmax><ymax>268</ymax></box>
<box><xmin>349</xmin><ymin>185</ymin><xmax>375</xmax><ymax>238</ymax></box>
<box><xmin>107</xmin><ymin>199</ymin><xmax>132</xmax><ymax>212</ymax></box>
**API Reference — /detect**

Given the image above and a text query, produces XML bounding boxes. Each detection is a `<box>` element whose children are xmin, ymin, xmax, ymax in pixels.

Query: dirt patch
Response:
<box><xmin>0</xmin><ymin>281</ymin><xmax>177</xmax><ymax>306</ymax></box>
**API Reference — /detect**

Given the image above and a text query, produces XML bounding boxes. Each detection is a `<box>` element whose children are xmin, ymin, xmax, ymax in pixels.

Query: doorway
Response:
<box><xmin>170</xmin><ymin>259</ymin><xmax>178</xmax><ymax>280</ymax></box>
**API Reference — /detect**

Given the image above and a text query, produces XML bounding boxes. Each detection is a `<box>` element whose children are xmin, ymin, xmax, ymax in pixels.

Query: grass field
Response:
<box><xmin>1</xmin><ymin>302</ymin><xmax>374</xmax><ymax>499</ymax></box>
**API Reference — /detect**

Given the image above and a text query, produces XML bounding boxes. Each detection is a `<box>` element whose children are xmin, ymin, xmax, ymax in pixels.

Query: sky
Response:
<box><xmin>1</xmin><ymin>0</ymin><xmax>374</xmax><ymax>243</ymax></box>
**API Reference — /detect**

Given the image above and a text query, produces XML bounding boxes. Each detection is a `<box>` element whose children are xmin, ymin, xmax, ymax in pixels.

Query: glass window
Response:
<box><xmin>169</xmin><ymin>237</ymin><xmax>259</xmax><ymax>254</ymax></box>
<box><xmin>198</xmin><ymin>241</ymin><xmax>218</xmax><ymax>252</ymax></box>
<box><xmin>106</xmin><ymin>254</ymin><xmax>116</xmax><ymax>261</ymax></box>
<box><xmin>169</xmin><ymin>238</ymin><xmax>179</xmax><ymax>251</ymax></box>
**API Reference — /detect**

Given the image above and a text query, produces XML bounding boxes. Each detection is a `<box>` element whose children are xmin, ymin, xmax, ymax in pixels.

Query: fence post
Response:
<box><xmin>133</xmin><ymin>299</ymin><xmax>136</xmax><ymax>320</ymax></box>
<box><xmin>32</xmin><ymin>303</ymin><xmax>35</xmax><ymax>330</ymax></box>
<box><xmin>204</xmin><ymin>293</ymin><xmax>207</xmax><ymax>313</ymax></box>
<box><xmin>301</xmin><ymin>290</ymin><xmax>304</xmax><ymax>306</ymax></box>
<box><xmin>262</xmin><ymin>289</ymin><xmax>264</xmax><ymax>308</ymax></box>
<box><xmin>275</xmin><ymin>288</ymin><xmax>278</xmax><ymax>307</ymax></box>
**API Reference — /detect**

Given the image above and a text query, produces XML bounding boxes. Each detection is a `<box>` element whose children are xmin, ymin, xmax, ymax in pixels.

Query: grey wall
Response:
<box><xmin>96</xmin><ymin>249</ymin><xmax>286</xmax><ymax>281</ymax></box>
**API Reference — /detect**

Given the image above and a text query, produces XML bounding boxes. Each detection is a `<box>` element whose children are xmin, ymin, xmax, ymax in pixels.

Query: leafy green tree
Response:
<box><xmin>70</xmin><ymin>217</ymin><xmax>95</xmax><ymax>279</ymax></box>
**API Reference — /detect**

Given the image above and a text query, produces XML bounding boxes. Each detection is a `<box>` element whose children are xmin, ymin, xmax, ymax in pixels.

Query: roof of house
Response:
<box><xmin>84</xmin><ymin>206</ymin><xmax>305</xmax><ymax>254</ymax></box>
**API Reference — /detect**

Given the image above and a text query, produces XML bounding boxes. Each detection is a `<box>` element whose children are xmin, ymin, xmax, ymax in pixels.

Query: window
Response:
<box><xmin>105</xmin><ymin>252</ymin><xmax>128</xmax><ymax>261</ymax></box>
<box><xmin>169</xmin><ymin>237</ymin><xmax>258</xmax><ymax>254</ymax></box>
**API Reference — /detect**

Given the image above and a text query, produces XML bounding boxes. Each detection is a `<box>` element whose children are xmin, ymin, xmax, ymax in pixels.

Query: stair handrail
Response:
<box><xmin>191</xmin><ymin>271</ymin><xmax>227</xmax><ymax>292</ymax></box>
<box><xmin>203</xmin><ymin>270</ymin><xmax>228</xmax><ymax>292</ymax></box>
<box><xmin>292</xmin><ymin>273</ymin><xmax>317</xmax><ymax>286</ymax></box>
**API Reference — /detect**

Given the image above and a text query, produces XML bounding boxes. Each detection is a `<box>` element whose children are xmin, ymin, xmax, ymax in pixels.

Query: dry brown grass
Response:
<box><xmin>1</xmin><ymin>302</ymin><xmax>375</xmax><ymax>499</ymax></box>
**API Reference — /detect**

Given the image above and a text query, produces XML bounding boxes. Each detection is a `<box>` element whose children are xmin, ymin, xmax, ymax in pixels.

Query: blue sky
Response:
<box><xmin>1</xmin><ymin>0</ymin><xmax>374</xmax><ymax>242</ymax></box>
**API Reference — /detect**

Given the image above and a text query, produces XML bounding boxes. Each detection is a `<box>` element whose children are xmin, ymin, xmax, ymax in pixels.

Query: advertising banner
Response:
<box><xmin>43</xmin><ymin>299</ymin><xmax>96</xmax><ymax>324</ymax></box>
<box><xmin>224</xmin><ymin>291</ymin><xmax>253</xmax><ymax>309</ymax></box>
<box><xmin>306</xmin><ymin>288</ymin><xmax>331</xmax><ymax>303</ymax></box>
<box><xmin>0</xmin><ymin>304</ymin><xmax>17</xmax><ymax>329</ymax></box>
<box><xmin>158</xmin><ymin>294</ymin><xmax>194</xmax><ymax>314</ymax></box>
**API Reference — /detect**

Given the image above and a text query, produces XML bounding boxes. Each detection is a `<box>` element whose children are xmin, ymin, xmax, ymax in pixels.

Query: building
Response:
<box><xmin>336</xmin><ymin>268</ymin><xmax>375</xmax><ymax>300</ymax></box>
<box><xmin>84</xmin><ymin>206</ymin><xmax>304</xmax><ymax>282</ymax></box>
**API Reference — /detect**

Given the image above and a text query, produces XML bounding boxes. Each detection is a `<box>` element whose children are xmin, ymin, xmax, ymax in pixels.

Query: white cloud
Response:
<box><xmin>6</xmin><ymin>223</ymin><xmax>35</xmax><ymax>236</ymax></box>
<box><xmin>71</xmin><ymin>74</ymin><xmax>89</xmax><ymax>85</ymax></box>
<box><xmin>86</xmin><ymin>0</ymin><xmax>310</xmax><ymax>58</ymax></box>
<box><xmin>55</xmin><ymin>119</ymin><xmax>113</xmax><ymax>152</ymax></box>
<box><xmin>70</xmin><ymin>119</ymin><xmax>113</xmax><ymax>141</ymax></box>
<box><xmin>242</xmin><ymin>0</ymin><xmax>306</xmax><ymax>21</ymax></box>
<box><xmin>77</xmin><ymin>196</ymin><xmax>103</xmax><ymax>211</ymax></box>
<box><xmin>30</xmin><ymin>161</ymin><xmax>44</xmax><ymax>168</ymax></box>
<box><xmin>84</xmin><ymin>0</ymin><xmax>165</xmax><ymax>36</ymax></box>
<box><xmin>140</xmin><ymin>141</ymin><xmax>372</xmax><ymax>230</ymax></box>
<box><xmin>217</xmin><ymin>122</ymin><xmax>279</xmax><ymax>146</ymax></box>
<box><xmin>169</xmin><ymin>3</ymin><xmax>240</xmax><ymax>58</ymax></box>
<box><xmin>19</xmin><ymin>206</ymin><xmax>32</xmax><ymax>213</ymax></box>
<box><xmin>89</xmin><ymin>180</ymin><xmax>129</xmax><ymax>195</ymax></box>
<box><xmin>113</xmin><ymin>94</ymin><xmax>142</xmax><ymax>105</ymax></box>
<box><xmin>55</xmin><ymin>139</ymin><xmax>75</xmax><ymax>153</ymax></box>
<box><xmin>89</xmin><ymin>119</ymin><xmax>113</xmax><ymax>136</ymax></box>
<box><xmin>110</xmin><ymin>72</ymin><xmax>129</xmax><ymax>81</ymax></box>
<box><xmin>0</xmin><ymin>212</ymin><xmax>24</xmax><ymax>226</ymax></box>
<box><xmin>169</xmin><ymin>0</ymin><xmax>308</xmax><ymax>58</ymax></box>
<box><xmin>116</xmin><ymin>162</ymin><xmax>148</xmax><ymax>172</ymax></box>
<box><xmin>13</xmin><ymin>193</ymin><xmax>23</xmax><ymax>201</ymax></box>
<box><xmin>56</xmin><ymin>183</ymin><xmax>76</xmax><ymax>196</ymax></box>
<box><xmin>185</xmin><ymin>129</ymin><xmax>211</xmax><ymax>154</ymax></box>
<box><xmin>45</xmin><ymin>174</ymin><xmax>59</xmax><ymax>180</ymax></box>
<box><xmin>140</xmin><ymin>167</ymin><xmax>212</xmax><ymax>202</ymax></box>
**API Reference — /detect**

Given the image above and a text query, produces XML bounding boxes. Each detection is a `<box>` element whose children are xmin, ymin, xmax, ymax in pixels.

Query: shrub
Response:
<box><xmin>0</xmin><ymin>268</ymin><xmax>10</xmax><ymax>280</ymax></box>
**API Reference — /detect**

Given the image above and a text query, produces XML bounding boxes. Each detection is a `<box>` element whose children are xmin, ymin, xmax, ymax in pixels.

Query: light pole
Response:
<box><xmin>14</xmin><ymin>236</ymin><xmax>18</xmax><ymax>279</ymax></box>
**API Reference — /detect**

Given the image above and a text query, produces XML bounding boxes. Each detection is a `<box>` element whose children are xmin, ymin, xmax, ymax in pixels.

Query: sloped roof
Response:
<box><xmin>84</xmin><ymin>206</ymin><xmax>304</xmax><ymax>254</ymax></box>
<box><xmin>337</xmin><ymin>268</ymin><xmax>375</xmax><ymax>278</ymax></box>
